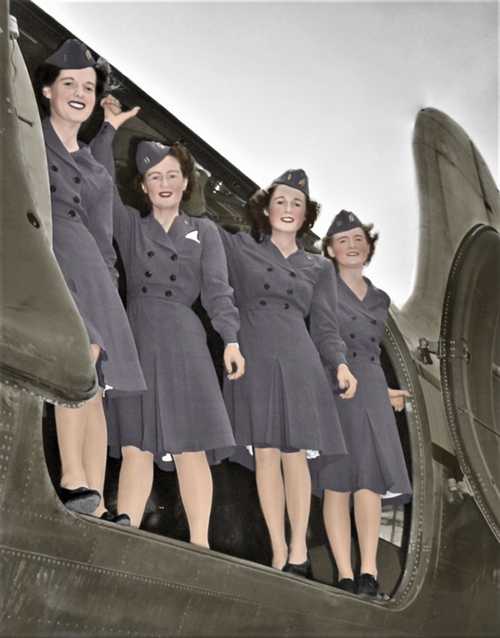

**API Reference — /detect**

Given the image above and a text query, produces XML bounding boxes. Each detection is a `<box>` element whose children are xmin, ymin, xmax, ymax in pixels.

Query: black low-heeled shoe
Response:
<box><xmin>100</xmin><ymin>511</ymin><xmax>132</xmax><ymax>526</ymax></box>
<box><xmin>113</xmin><ymin>513</ymin><xmax>131</xmax><ymax>526</ymax></box>
<box><xmin>59</xmin><ymin>486</ymin><xmax>101</xmax><ymax>514</ymax></box>
<box><xmin>283</xmin><ymin>556</ymin><xmax>312</xmax><ymax>579</ymax></box>
<box><xmin>337</xmin><ymin>578</ymin><xmax>356</xmax><ymax>593</ymax></box>
<box><xmin>356</xmin><ymin>573</ymin><xmax>389</xmax><ymax>600</ymax></box>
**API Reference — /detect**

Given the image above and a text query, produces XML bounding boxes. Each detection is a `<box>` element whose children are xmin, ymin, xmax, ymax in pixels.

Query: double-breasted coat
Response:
<box><xmin>311</xmin><ymin>277</ymin><xmax>412</xmax><ymax>501</ymax></box>
<box><xmin>91</xmin><ymin>127</ymin><xmax>238</xmax><ymax>469</ymax></box>
<box><xmin>42</xmin><ymin>118</ymin><xmax>145</xmax><ymax>394</ymax></box>
<box><xmin>106</xmin><ymin>206</ymin><xmax>239</xmax><ymax>469</ymax></box>
<box><xmin>220</xmin><ymin>230</ymin><xmax>348</xmax><ymax>465</ymax></box>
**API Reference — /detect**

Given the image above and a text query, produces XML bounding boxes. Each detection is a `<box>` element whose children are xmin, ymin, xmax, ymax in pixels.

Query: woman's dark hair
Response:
<box><xmin>135</xmin><ymin>141</ymin><xmax>197</xmax><ymax>213</ymax></box>
<box><xmin>322</xmin><ymin>223</ymin><xmax>379</xmax><ymax>267</ymax></box>
<box><xmin>34</xmin><ymin>61</ymin><xmax>110</xmax><ymax>114</ymax></box>
<box><xmin>247</xmin><ymin>184</ymin><xmax>320</xmax><ymax>242</ymax></box>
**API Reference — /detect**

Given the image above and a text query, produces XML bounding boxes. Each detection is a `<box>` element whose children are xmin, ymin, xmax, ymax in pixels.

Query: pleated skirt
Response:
<box><xmin>107</xmin><ymin>296</ymin><xmax>235</xmax><ymax>470</ymax></box>
<box><xmin>310</xmin><ymin>361</ymin><xmax>412</xmax><ymax>502</ymax></box>
<box><xmin>53</xmin><ymin>219</ymin><xmax>145</xmax><ymax>395</ymax></box>
<box><xmin>223</xmin><ymin>307</ymin><xmax>347</xmax><ymax>470</ymax></box>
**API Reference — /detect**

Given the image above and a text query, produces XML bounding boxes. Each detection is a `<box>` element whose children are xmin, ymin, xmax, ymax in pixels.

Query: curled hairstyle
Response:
<box><xmin>136</xmin><ymin>141</ymin><xmax>197</xmax><ymax>213</ymax></box>
<box><xmin>247</xmin><ymin>184</ymin><xmax>320</xmax><ymax>242</ymax></box>
<box><xmin>322</xmin><ymin>223</ymin><xmax>379</xmax><ymax>267</ymax></box>
<box><xmin>34</xmin><ymin>61</ymin><xmax>110</xmax><ymax>114</ymax></box>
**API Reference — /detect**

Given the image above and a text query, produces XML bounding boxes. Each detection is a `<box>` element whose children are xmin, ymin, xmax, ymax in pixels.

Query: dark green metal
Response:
<box><xmin>1</xmin><ymin>2</ymin><xmax>499</xmax><ymax>636</ymax></box>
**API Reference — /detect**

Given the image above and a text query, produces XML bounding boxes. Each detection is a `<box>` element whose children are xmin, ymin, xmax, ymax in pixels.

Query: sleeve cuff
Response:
<box><xmin>327</xmin><ymin>353</ymin><xmax>347</xmax><ymax>369</ymax></box>
<box><xmin>336</xmin><ymin>354</ymin><xmax>348</xmax><ymax>368</ymax></box>
<box><xmin>222</xmin><ymin>334</ymin><xmax>239</xmax><ymax>346</ymax></box>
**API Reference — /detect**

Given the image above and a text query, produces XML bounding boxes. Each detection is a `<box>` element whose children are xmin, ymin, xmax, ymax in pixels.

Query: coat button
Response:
<box><xmin>370</xmin><ymin>356</ymin><xmax>375</xmax><ymax>361</ymax></box>
<box><xmin>147</xmin><ymin>250</ymin><xmax>155</xmax><ymax>257</ymax></box>
<box><xmin>50</xmin><ymin>185</ymin><xmax>56</xmax><ymax>193</ymax></box>
<box><xmin>371</xmin><ymin>337</ymin><xmax>376</xmax><ymax>342</ymax></box>
<box><xmin>73</xmin><ymin>176</ymin><xmax>81</xmax><ymax>184</ymax></box>
<box><xmin>68</xmin><ymin>210</ymin><xmax>76</xmax><ymax>217</ymax></box>
<box><xmin>284</xmin><ymin>303</ymin><xmax>290</xmax><ymax>309</ymax></box>
<box><xmin>165</xmin><ymin>290</ymin><xmax>172</xmax><ymax>297</ymax></box>
<box><xmin>267</xmin><ymin>266</ymin><xmax>273</xmax><ymax>272</ymax></box>
<box><xmin>371</xmin><ymin>319</ymin><xmax>377</xmax><ymax>325</ymax></box>
<box><xmin>264</xmin><ymin>283</ymin><xmax>270</xmax><ymax>290</ymax></box>
<box><xmin>51</xmin><ymin>165</ymin><xmax>58</xmax><ymax>172</ymax></box>
<box><xmin>259</xmin><ymin>300</ymin><xmax>267</xmax><ymax>306</ymax></box>
<box><xmin>145</xmin><ymin>271</ymin><xmax>152</xmax><ymax>278</ymax></box>
<box><xmin>350</xmin><ymin>333</ymin><xmax>355</xmax><ymax>339</ymax></box>
<box><xmin>170</xmin><ymin>274</ymin><xmax>176</xmax><ymax>282</ymax></box>
<box><xmin>142</xmin><ymin>286</ymin><xmax>148</xmax><ymax>293</ymax></box>
<box><xmin>287</xmin><ymin>289</ymin><xmax>293</xmax><ymax>295</ymax></box>
<box><xmin>171</xmin><ymin>254</ymin><xmax>178</xmax><ymax>261</ymax></box>
<box><xmin>289</xmin><ymin>272</ymin><xmax>296</xmax><ymax>277</ymax></box>
<box><xmin>73</xmin><ymin>196</ymin><xmax>80</xmax><ymax>204</ymax></box>
<box><xmin>352</xmin><ymin>352</ymin><xmax>357</xmax><ymax>357</ymax></box>
<box><xmin>351</xmin><ymin>316</ymin><xmax>357</xmax><ymax>320</ymax></box>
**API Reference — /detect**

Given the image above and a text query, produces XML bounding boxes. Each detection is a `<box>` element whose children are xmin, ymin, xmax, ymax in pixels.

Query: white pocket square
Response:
<box><xmin>185</xmin><ymin>230</ymin><xmax>200</xmax><ymax>243</ymax></box>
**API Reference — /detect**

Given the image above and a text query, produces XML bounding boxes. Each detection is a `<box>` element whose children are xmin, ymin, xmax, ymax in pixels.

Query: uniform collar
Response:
<box><xmin>42</xmin><ymin>117</ymin><xmax>86</xmax><ymax>173</ymax></box>
<box><xmin>142</xmin><ymin>211</ymin><xmax>194</xmax><ymax>251</ymax></box>
<box><xmin>338</xmin><ymin>275</ymin><xmax>371</xmax><ymax>303</ymax></box>
<box><xmin>262</xmin><ymin>235</ymin><xmax>312</xmax><ymax>269</ymax></box>
<box><xmin>175</xmin><ymin>211</ymin><xmax>196</xmax><ymax>234</ymax></box>
<box><xmin>338</xmin><ymin>276</ymin><xmax>386</xmax><ymax>315</ymax></box>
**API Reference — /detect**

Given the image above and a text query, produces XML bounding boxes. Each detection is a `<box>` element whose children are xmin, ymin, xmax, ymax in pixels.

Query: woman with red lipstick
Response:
<box><xmin>219</xmin><ymin>171</ymin><xmax>357</xmax><ymax>576</ymax></box>
<box><xmin>312</xmin><ymin>210</ymin><xmax>412</xmax><ymax>597</ymax></box>
<box><xmin>35</xmin><ymin>39</ymin><xmax>145</xmax><ymax>520</ymax></box>
<box><xmin>91</xmin><ymin>102</ymin><xmax>245</xmax><ymax>543</ymax></box>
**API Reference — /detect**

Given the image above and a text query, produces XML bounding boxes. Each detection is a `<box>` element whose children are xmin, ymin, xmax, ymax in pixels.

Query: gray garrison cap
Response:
<box><xmin>45</xmin><ymin>39</ymin><xmax>97</xmax><ymax>69</ymax></box>
<box><xmin>326</xmin><ymin>210</ymin><xmax>363</xmax><ymax>237</ymax></box>
<box><xmin>136</xmin><ymin>141</ymin><xmax>172</xmax><ymax>175</ymax></box>
<box><xmin>272</xmin><ymin>169</ymin><xmax>309</xmax><ymax>197</ymax></box>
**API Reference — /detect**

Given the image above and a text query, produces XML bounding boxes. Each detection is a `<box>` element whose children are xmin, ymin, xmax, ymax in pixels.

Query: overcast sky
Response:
<box><xmin>33</xmin><ymin>0</ymin><xmax>498</xmax><ymax>305</ymax></box>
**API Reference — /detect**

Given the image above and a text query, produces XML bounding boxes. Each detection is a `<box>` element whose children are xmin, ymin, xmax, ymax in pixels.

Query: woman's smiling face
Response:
<box><xmin>267</xmin><ymin>184</ymin><xmax>306</xmax><ymax>235</ymax></box>
<box><xmin>142</xmin><ymin>154</ymin><xmax>188</xmax><ymax>211</ymax></box>
<box><xmin>43</xmin><ymin>67</ymin><xmax>97</xmax><ymax>124</ymax></box>
<box><xmin>328</xmin><ymin>227</ymin><xmax>370</xmax><ymax>268</ymax></box>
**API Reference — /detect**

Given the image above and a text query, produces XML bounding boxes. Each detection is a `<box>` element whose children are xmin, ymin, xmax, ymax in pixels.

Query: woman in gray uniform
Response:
<box><xmin>35</xmin><ymin>40</ymin><xmax>146</xmax><ymax>519</ymax></box>
<box><xmin>219</xmin><ymin>171</ymin><xmax>357</xmax><ymax>575</ymax></box>
<box><xmin>94</xmin><ymin>103</ymin><xmax>245</xmax><ymax>545</ymax></box>
<box><xmin>314</xmin><ymin>209</ymin><xmax>412</xmax><ymax>597</ymax></box>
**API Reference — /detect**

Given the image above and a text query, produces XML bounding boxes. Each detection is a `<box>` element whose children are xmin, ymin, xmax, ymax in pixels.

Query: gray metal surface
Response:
<box><xmin>0</xmin><ymin>6</ymin><xmax>96</xmax><ymax>405</ymax></box>
<box><xmin>400</xmin><ymin>107</ymin><xmax>500</xmax><ymax>342</ymax></box>
<box><xmin>440</xmin><ymin>225</ymin><xmax>500</xmax><ymax>539</ymax></box>
<box><xmin>1</xmin><ymin>2</ymin><xmax>499</xmax><ymax>636</ymax></box>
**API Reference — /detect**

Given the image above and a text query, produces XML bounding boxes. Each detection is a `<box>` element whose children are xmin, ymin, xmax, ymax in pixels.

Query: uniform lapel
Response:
<box><xmin>288</xmin><ymin>247</ymin><xmax>315</xmax><ymax>269</ymax></box>
<box><xmin>142</xmin><ymin>214</ymin><xmax>176</xmax><ymax>252</ymax></box>
<box><xmin>42</xmin><ymin>117</ymin><xmax>83</xmax><ymax>176</ymax></box>
<box><xmin>143</xmin><ymin>213</ymin><xmax>196</xmax><ymax>253</ymax></box>
<box><xmin>338</xmin><ymin>277</ymin><xmax>382</xmax><ymax>319</ymax></box>
<box><xmin>264</xmin><ymin>237</ymin><xmax>311</xmax><ymax>273</ymax></box>
<box><xmin>363</xmin><ymin>281</ymin><xmax>388</xmax><ymax>317</ymax></box>
<box><xmin>171</xmin><ymin>213</ymin><xmax>196</xmax><ymax>245</ymax></box>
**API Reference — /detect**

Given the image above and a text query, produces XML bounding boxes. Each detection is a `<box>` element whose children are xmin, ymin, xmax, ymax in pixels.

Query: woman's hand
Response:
<box><xmin>100</xmin><ymin>94</ymin><xmax>140</xmax><ymax>130</ymax></box>
<box><xmin>388</xmin><ymin>388</ymin><xmax>411</xmax><ymax>412</ymax></box>
<box><xmin>337</xmin><ymin>363</ymin><xmax>357</xmax><ymax>399</ymax></box>
<box><xmin>224</xmin><ymin>344</ymin><xmax>245</xmax><ymax>380</ymax></box>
